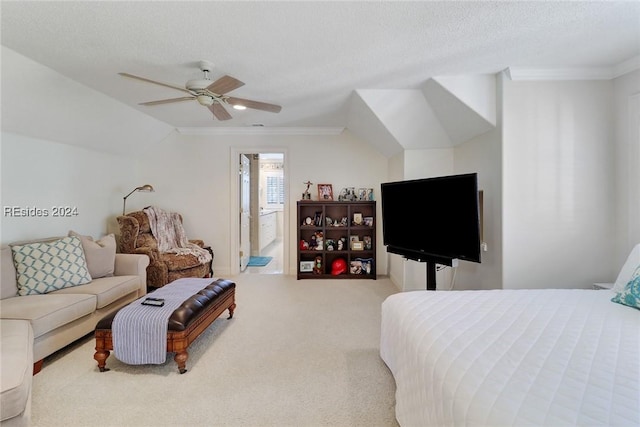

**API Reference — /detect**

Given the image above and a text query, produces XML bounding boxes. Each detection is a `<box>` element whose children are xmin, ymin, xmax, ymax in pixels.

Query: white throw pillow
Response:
<box><xmin>68</xmin><ymin>231</ymin><xmax>116</xmax><ymax>279</ymax></box>
<box><xmin>613</xmin><ymin>243</ymin><xmax>640</xmax><ymax>293</ymax></box>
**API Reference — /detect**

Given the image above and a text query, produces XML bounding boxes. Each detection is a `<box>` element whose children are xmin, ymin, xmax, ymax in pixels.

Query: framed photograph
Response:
<box><xmin>358</xmin><ymin>257</ymin><xmax>373</xmax><ymax>274</ymax></box>
<box><xmin>352</xmin><ymin>241</ymin><xmax>364</xmax><ymax>251</ymax></box>
<box><xmin>350</xmin><ymin>235</ymin><xmax>360</xmax><ymax>244</ymax></box>
<box><xmin>364</xmin><ymin>216</ymin><xmax>374</xmax><ymax>227</ymax></box>
<box><xmin>353</xmin><ymin>212</ymin><xmax>363</xmax><ymax>225</ymax></box>
<box><xmin>317</xmin><ymin>184</ymin><xmax>333</xmax><ymax>200</ymax></box>
<box><xmin>366</xmin><ymin>188</ymin><xmax>374</xmax><ymax>200</ymax></box>
<box><xmin>300</xmin><ymin>261</ymin><xmax>314</xmax><ymax>272</ymax></box>
<box><xmin>350</xmin><ymin>260</ymin><xmax>362</xmax><ymax>274</ymax></box>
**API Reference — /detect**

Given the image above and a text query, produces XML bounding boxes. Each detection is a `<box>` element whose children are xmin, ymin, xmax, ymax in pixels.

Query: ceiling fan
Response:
<box><xmin>119</xmin><ymin>60</ymin><xmax>282</xmax><ymax>121</ymax></box>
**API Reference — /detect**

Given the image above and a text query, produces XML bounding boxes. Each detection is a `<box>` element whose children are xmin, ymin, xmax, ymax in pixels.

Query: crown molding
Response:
<box><xmin>506</xmin><ymin>56</ymin><xmax>640</xmax><ymax>81</ymax></box>
<box><xmin>506</xmin><ymin>67</ymin><xmax>613</xmax><ymax>81</ymax></box>
<box><xmin>176</xmin><ymin>127</ymin><xmax>345</xmax><ymax>136</ymax></box>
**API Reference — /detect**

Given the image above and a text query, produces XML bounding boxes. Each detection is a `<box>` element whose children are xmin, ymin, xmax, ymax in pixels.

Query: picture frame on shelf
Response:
<box><xmin>350</xmin><ymin>235</ymin><xmax>360</xmax><ymax>245</ymax></box>
<box><xmin>350</xmin><ymin>260</ymin><xmax>363</xmax><ymax>274</ymax></box>
<box><xmin>317</xmin><ymin>184</ymin><xmax>334</xmax><ymax>201</ymax></box>
<box><xmin>363</xmin><ymin>235</ymin><xmax>372</xmax><ymax>250</ymax></box>
<box><xmin>353</xmin><ymin>212</ymin><xmax>363</xmax><ymax>225</ymax></box>
<box><xmin>300</xmin><ymin>261</ymin><xmax>314</xmax><ymax>272</ymax></box>
<box><xmin>363</xmin><ymin>216</ymin><xmax>373</xmax><ymax>227</ymax></box>
<box><xmin>338</xmin><ymin>187</ymin><xmax>356</xmax><ymax>201</ymax></box>
<box><xmin>352</xmin><ymin>241</ymin><xmax>364</xmax><ymax>251</ymax></box>
<box><xmin>358</xmin><ymin>188</ymin><xmax>367</xmax><ymax>201</ymax></box>
<box><xmin>358</xmin><ymin>257</ymin><xmax>373</xmax><ymax>274</ymax></box>
<box><xmin>366</xmin><ymin>188</ymin><xmax>374</xmax><ymax>200</ymax></box>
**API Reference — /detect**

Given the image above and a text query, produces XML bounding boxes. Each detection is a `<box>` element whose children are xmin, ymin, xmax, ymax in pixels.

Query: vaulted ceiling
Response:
<box><xmin>1</xmin><ymin>1</ymin><xmax>638</xmax><ymax>154</ymax></box>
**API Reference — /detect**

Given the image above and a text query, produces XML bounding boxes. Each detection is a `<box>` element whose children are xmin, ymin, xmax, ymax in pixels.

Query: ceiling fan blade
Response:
<box><xmin>119</xmin><ymin>72</ymin><xmax>192</xmax><ymax>94</ymax></box>
<box><xmin>206</xmin><ymin>75</ymin><xmax>245</xmax><ymax>95</ymax></box>
<box><xmin>208</xmin><ymin>103</ymin><xmax>233</xmax><ymax>120</ymax></box>
<box><xmin>139</xmin><ymin>96</ymin><xmax>195</xmax><ymax>106</ymax></box>
<box><xmin>226</xmin><ymin>96</ymin><xmax>282</xmax><ymax>113</ymax></box>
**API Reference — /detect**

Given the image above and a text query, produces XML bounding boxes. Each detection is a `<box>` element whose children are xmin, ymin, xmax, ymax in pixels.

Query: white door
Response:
<box><xmin>239</xmin><ymin>154</ymin><xmax>251</xmax><ymax>271</ymax></box>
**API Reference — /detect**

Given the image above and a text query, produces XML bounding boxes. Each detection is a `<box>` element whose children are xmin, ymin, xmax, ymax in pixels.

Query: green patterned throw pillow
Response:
<box><xmin>611</xmin><ymin>271</ymin><xmax>640</xmax><ymax>310</ymax></box>
<box><xmin>11</xmin><ymin>236</ymin><xmax>92</xmax><ymax>295</ymax></box>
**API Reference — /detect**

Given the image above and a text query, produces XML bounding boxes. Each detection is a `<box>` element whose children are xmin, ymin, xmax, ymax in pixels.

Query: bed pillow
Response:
<box><xmin>69</xmin><ymin>230</ymin><xmax>116</xmax><ymax>279</ymax></box>
<box><xmin>613</xmin><ymin>243</ymin><xmax>640</xmax><ymax>293</ymax></box>
<box><xmin>11</xmin><ymin>235</ymin><xmax>92</xmax><ymax>295</ymax></box>
<box><xmin>611</xmin><ymin>272</ymin><xmax>640</xmax><ymax>310</ymax></box>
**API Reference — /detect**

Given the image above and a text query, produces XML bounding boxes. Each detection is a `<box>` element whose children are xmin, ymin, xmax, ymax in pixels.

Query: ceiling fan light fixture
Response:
<box><xmin>186</xmin><ymin>79</ymin><xmax>211</xmax><ymax>91</ymax></box>
<box><xmin>197</xmin><ymin>95</ymin><xmax>214</xmax><ymax>106</ymax></box>
<box><xmin>120</xmin><ymin>62</ymin><xmax>281</xmax><ymax>121</ymax></box>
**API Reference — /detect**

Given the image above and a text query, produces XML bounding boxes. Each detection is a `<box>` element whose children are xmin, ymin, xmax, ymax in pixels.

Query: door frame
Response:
<box><xmin>229</xmin><ymin>146</ymin><xmax>290</xmax><ymax>276</ymax></box>
<box><xmin>239</xmin><ymin>153</ymin><xmax>251</xmax><ymax>272</ymax></box>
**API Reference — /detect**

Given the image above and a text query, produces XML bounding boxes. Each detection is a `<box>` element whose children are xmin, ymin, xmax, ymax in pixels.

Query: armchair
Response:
<box><xmin>117</xmin><ymin>210</ymin><xmax>212</xmax><ymax>288</ymax></box>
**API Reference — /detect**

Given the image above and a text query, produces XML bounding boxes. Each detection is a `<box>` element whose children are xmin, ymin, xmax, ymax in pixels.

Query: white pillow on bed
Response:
<box><xmin>613</xmin><ymin>243</ymin><xmax>640</xmax><ymax>293</ymax></box>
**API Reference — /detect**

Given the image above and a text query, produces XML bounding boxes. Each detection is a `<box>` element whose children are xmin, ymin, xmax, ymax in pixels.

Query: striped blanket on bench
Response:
<box><xmin>112</xmin><ymin>277</ymin><xmax>218</xmax><ymax>364</ymax></box>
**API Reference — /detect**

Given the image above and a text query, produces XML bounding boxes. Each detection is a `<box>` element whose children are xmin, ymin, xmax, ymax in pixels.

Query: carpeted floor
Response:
<box><xmin>31</xmin><ymin>274</ymin><xmax>400</xmax><ymax>427</ymax></box>
<box><xmin>247</xmin><ymin>256</ymin><xmax>273</xmax><ymax>267</ymax></box>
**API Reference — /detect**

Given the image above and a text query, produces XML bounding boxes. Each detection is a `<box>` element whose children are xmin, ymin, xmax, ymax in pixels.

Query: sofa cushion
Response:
<box><xmin>0</xmin><ymin>319</ymin><xmax>32</xmax><ymax>422</ymax></box>
<box><xmin>0</xmin><ymin>294</ymin><xmax>96</xmax><ymax>338</ymax></box>
<box><xmin>68</xmin><ymin>231</ymin><xmax>116</xmax><ymax>279</ymax></box>
<box><xmin>52</xmin><ymin>275</ymin><xmax>141</xmax><ymax>309</ymax></box>
<box><xmin>11</xmin><ymin>236</ymin><xmax>92</xmax><ymax>296</ymax></box>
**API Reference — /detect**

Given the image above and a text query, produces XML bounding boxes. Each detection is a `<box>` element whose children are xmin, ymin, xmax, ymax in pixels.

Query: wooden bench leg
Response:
<box><xmin>228</xmin><ymin>302</ymin><xmax>236</xmax><ymax>319</ymax></box>
<box><xmin>94</xmin><ymin>349</ymin><xmax>111</xmax><ymax>372</ymax></box>
<box><xmin>174</xmin><ymin>351</ymin><xmax>188</xmax><ymax>374</ymax></box>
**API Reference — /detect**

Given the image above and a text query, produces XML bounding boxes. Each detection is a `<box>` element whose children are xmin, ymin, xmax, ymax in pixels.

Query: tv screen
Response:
<box><xmin>381</xmin><ymin>173</ymin><xmax>481</xmax><ymax>264</ymax></box>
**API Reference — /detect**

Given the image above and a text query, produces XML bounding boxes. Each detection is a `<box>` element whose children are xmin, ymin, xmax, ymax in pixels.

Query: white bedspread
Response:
<box><xmin>380</xmin><ymin>289</ymin><xmax>640</xmax><ymax>427</ymax></box>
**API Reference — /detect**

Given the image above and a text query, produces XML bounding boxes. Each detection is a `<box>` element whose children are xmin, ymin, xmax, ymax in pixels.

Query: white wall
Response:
<box><xmin>137</xmin><ymin>130</ymin><xmax>388</xmax><ymax>277</ymax></box>
<box><xmin>454</xmin><ymin>126</ymin><xmax>502</xmax><ymax>290</ymax></box>
<box><xmin>502</xmin><ymin>78</ymin><xmax>615</xmax><ymax>289</ymax></box>
<box><xmin>613</xmin><ymin>70</ymin><xmax>640</xmax><ymax>269</ymax></box>
<box><xmin>385</xmin><ymin>152</ymin><xmax>405</xmax><ymax>289</ymax></box>
<box><xmin>1</xmin><ymin>132</ymin><xmax>139</xmax><ymax>244</ymax></box>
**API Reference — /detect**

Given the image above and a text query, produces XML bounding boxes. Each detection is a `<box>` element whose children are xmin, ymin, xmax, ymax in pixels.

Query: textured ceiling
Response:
<box><xmin>1</xmin><ymin>1</ymin><xmax>639</xmax><ymax>129</ymax></box>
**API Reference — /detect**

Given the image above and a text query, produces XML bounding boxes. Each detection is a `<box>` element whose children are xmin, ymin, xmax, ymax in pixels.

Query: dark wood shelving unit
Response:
<box><xmin>297</xmin><ymin>200</ymin><xmax>376</xmax><ymax>279</ymax></box>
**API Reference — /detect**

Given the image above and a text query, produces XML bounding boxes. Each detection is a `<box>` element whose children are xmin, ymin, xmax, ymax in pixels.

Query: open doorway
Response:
<box><xmin>237</xmin><ymin>151</ymin><xmax>286</xmax><ymax>275</ymax></box>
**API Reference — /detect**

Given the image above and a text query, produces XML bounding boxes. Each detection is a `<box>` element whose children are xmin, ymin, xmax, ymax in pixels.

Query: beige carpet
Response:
<box><xmin>31</xmin><ymin>274</ymin><xmax>401</xmax><ymax>427</ymax></box>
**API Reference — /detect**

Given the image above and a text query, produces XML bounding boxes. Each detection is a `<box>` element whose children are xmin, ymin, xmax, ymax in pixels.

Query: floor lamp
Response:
<box><xmin>122</xmin><ymin>184</ymin><xmax>154</xmax><ymax>215</ymax></box>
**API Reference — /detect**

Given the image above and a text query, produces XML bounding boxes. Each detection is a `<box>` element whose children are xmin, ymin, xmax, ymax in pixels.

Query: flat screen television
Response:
<box><xmin>380</xmin><ymin>173</ymin><xmax>481</xmax><ymax>265</ymax></box>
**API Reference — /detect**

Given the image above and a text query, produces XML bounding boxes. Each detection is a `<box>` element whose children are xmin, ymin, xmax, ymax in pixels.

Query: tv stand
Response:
<box><xmin>426</xmin><ymin>262</ymin><xmax>437</xmax><ymax>291</ymax></box>
<box><xmin>401</xmin><ymin>254</ymin><xmax>458</xmax><ymax>291</ymax></box>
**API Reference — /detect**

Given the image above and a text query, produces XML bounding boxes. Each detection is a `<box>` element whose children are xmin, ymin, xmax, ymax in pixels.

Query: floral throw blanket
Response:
<box><xmin>143</xmin><ymin>206</ymin><xmax>211</xmax><ymax>264</ymax></box>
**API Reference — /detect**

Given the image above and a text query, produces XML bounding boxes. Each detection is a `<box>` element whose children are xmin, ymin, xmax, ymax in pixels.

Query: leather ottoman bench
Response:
<box><xmin>94</xmin><ymin>278</ymin><xmax>235</xmax><ymax>374</ymax></box>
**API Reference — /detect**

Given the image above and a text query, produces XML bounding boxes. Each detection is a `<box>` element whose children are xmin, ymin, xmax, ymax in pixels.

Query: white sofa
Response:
<box><xmin>0</xmin><ymin>320</ymin><xmax>33</xmax><ymax>427</ymax></box>
<box><xmin>0</xmin><ymin>237</ymin><xmax>149</xmax><ymax>426</ymax></box>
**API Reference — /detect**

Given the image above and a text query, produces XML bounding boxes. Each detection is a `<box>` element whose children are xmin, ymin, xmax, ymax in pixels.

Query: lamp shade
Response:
<box><xmin>122</xmin><ymin>184</ymin><xmax>155</xmax><ymax>215</ymax></box>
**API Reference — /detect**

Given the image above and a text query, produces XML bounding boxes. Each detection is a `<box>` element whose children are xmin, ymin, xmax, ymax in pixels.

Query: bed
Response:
<box><xmin>380</xmin><ymin>246</ymin><xmax>640</xmax><ymax>427</ymax></box>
